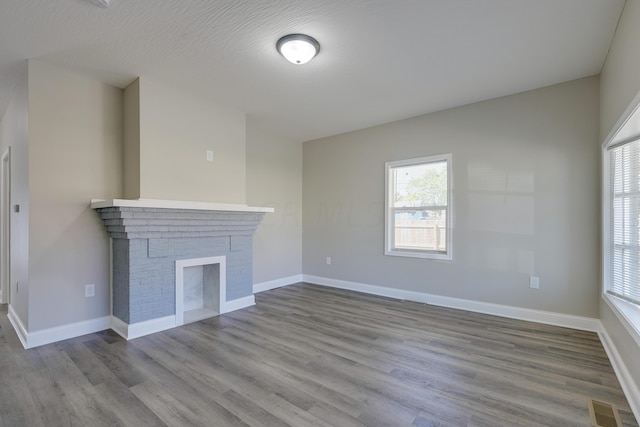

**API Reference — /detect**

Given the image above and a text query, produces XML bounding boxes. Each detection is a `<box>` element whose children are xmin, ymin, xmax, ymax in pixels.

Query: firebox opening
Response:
<box><xmin>176</xmin><ymin>256</ymin><xmax>226</xmax><ymax>326</ymax></box>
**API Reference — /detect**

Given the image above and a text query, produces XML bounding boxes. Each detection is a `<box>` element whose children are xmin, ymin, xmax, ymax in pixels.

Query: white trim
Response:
<box><xmin>7</xmin><ymin>307</ymin><xmax>111</xmax><ymax>349</ymax></box>
<box><xmin>602</xmin><ymin>89</ymin><xmax>640</xmax><ymax>149</ymax></box>
<box><xmin>603</xmin><ymin>294</ymin><xmax>640</xmax><ymax>348</ymax></box>
<box><xmin>598</xmin><ymin>324</ymin><xmax>640</xmax><ymax>422</ymax></box>
<box><xmin>302</xmin><ymin>275</ymin><xmax>600</xmax><ymax>332</ymax></box>
<box><xmin>90</xmin><ymin>198</ymin><xmax>274</xmax><ymax>213</ymax></box>
<box><xmin>253</xmin><ymin>275</ymin><xmax>303</xmax><ymax>293</ymax></box>
<box><xmin>602</xmin><ymin>140</ymin><xmax>612</xmax><ymax>303</ymax></box>
<box><xmin>111</xmin><ymin>315</ymin><xmax>176</xmax><ymax>340</ymax></box>
<box><xmin>385</xmin><ymin>153</ymin><xmax>453</xmax><ymax>261</ymax></box>
<box><xmin>221</xmin><ymin>295</ymin><xmax>255</xmax><ymax>313</ymax></box>
<box><xmin>175</xmin><ymin>256</ymin><xmax>226</xmax><ymax>327</ymax></box>
<box><xmin>109</xmin><ymin>316</ymin><xmax>129</xmax><ymax>339</ymax></box>
<box><xmin>8</xmin><ymin>304</ymin><xmax>27</xmax><ymax>348</ymax></box>
<box><xmin>26</xmin><ymin>316</ymin><xmax>111</xmax><ymax>349</ymax></box>
<box><xmin>110</xmin><ymin>294</ymin><xmax>255</xmax><ymax>341</ymax></box>
<box><xmin>7</xmin><ymin>297</ymin><xmax>256</xmax><ymax>346</ymax></box>
<box><xmin>1</xmin><ymin>146</ymin><xmax>11</xmax><ymax>305</ymax></box>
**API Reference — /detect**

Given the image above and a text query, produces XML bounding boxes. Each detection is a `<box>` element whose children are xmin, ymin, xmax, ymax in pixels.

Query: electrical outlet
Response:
<box><xmin>326</xmin><ymin>257</ymin><xmax>331</xmax><ymax>265</ymax></box>
<box><xmin>206</xmin><ymin>150</ymin><xmax>214</xmax><ymax>162</ymax></box>
<box><xmin>85</xmin><ymin>284</ymin><xmax>95</xmax><ymax>297</ymax></box>
<box><xmin>529</xmin><ymin>276</ymin><xmax>540</xmax><ymax>289</ymax></box>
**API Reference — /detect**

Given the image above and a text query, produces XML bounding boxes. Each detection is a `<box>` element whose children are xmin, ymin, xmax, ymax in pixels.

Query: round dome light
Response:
<box><xmin>276</xmin><ymin>34</ymin><xmax>320</xmax><ymax>65</ymax></box>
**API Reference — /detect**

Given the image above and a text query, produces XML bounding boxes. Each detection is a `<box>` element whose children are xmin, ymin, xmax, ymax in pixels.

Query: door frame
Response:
<box><xmin>1</xmin><ymin>147</ymin><xmax>11</xmax><ymax>304</ymax></box>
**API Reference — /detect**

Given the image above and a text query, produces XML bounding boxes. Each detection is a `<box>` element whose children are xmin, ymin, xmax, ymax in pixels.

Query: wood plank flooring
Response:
<box><xmin>0</xmin><ymin>283</ymin><xmax>637</xmax><ymax>427</ymax></box>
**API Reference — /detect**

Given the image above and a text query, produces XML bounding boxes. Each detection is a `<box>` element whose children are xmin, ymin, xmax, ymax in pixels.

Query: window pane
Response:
<box><xmin>394</xmin><ymin>208</ymin><xmax>447</xmax><ymax>252</ymax></box>
<box><xmin>394</xmin><ymin>161</ymin><xmax>447</xmax><ymax>208</ymax></box>
<box><xmin>609</xmin><ymin>139</ymin><xmax>640</xmax><ymax>304</ymax></box>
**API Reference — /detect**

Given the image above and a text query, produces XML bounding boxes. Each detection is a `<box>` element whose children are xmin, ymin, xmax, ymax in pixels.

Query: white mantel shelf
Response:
<box><xmin>90</xmin><ymin>198</ymin><xmax>275</xmax><ymax>213</ymax></box>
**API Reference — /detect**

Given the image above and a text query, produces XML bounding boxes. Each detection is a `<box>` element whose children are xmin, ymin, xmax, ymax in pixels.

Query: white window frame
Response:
<box><xmin>385</xmin><ymin>153</ymin><xmax>452</xmax><ymax>260</ymax></box>
<box><xmin>602</xmin><ymin>94</ymin><xmax>640</xmax><ymax>347</ymax></box>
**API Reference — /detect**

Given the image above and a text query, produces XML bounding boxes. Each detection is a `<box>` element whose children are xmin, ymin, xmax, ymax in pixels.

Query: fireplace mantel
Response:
<box><xmin>91</xmin><ymin>198</ymin><xmax>274</xmax><ymax>213</ymax></box>
<box><xmin>91</xmin><ymin>198</ymin><xmax>273</xmax><ymax>340</ymax></box>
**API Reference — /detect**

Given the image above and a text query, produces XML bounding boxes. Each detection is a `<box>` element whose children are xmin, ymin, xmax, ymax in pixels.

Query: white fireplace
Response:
<box><xmin>175</xmin><ymin>256</ymin><xmax>226</xmax><ymax>326</ymax></box>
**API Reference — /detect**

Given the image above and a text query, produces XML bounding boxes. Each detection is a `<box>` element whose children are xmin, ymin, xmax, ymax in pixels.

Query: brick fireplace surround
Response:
<box><xmin>92</xmin><ymin>199</ymin><xmax>273</xmax><ymax>339</ymax></box>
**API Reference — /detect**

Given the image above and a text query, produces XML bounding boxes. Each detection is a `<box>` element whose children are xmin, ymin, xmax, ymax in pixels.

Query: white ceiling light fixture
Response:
<box><xmin>276</xmin><ymin>34</ymin><xmax>320</xmax><ymax>65</ymax></box>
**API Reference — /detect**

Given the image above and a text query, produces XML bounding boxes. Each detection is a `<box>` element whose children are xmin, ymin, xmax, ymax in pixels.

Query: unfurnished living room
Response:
<box><xmin>1</xmin><ymin>0</ymin><xmax>640</xmax><ymax>426</ymax></box>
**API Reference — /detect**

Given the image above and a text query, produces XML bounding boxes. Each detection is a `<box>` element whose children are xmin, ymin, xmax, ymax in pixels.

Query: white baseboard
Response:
<box><xmin>602</xmin><ymin>294</ymin><xmax>640</xmax><ymax>348</ymax></box>
<box><xmin>7</xmin><ymin>307</ymin><xmax>111</xmax><ymax>349</ymax></box>
<box><xmin>8</xmin><ymin>304</ymin><xmax>28</xmax><ymax>348</ymax></box>
<box><xmin>302</xmin><ymin>274</ymin><xmax>600</xmax><ymax>332</ymax></box>
<box><xmin>254</xmin><ymin>275</ymin><xmax>303</xmax><ymax>293</ymax></box>
<box><xmin>222</xmin><ymin>295</ymin><xmax>255</xmax><ymax>313</ymax></box>
<box><xmin>4</xmin><ymin>293</ymin><xmax>257</xmax><ymax>346</ymax></box>
<box><xmin>111</xmin><ymin>295</ymin><xmax>255</xmax><ymax>341</ymax></box>
<box><xmin>109</xmin><ymin>316</ymin><xmax>128</xmax><ymax>339</ymax></box>
<box><xmin>27</xmin><ymin>316</ymin><xmax>111</xmax><ymax>349</ymax></box>
<box><xmin>598</xmin><ymin>325</ymin><xmax>640</xmax><ymax>422</ymax></box>
<box><xmin>111</xmin><ymin>315</ymin><xmax>176</xmax><ymax>340</ymax></box>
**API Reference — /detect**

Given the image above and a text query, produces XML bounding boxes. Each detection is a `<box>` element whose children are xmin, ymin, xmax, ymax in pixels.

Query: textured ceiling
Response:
<box><xmin>0</xmin><ymin>0</ymin><xmax>626</xmax><ymax>142</ymax></box>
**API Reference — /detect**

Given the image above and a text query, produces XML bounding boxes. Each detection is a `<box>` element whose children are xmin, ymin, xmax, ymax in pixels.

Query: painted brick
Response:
<box><xmin>230</xmin><ymin>235</ymin><xmax>251</xmax><ymax>252</ymax></box>
<box><xmin>96</xmin><ymin>207</ymin><xmax>264</xmax><ymax>325</ymax></box>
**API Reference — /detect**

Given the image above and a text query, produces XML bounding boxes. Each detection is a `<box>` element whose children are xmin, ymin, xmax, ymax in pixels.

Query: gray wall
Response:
<box><xmin>27</xmin><ymin>61</ymin><xmax>123</xmax><ymax>331</ymax></box>
<box><xmin>137</xmin><ymin>78</ymin><xmax>246</xmax><ymax>204</ymax></box>
<box><xmin>123</xmin><ymin>79</ymin><xmax>141</xmax><ymax>200</ymax></box>
<box><xmin>599</xmin><ymin>0</ymin><xmax>640</xmax><ymax>389</ymax></box>
<box><xmin>600</xmin><ymin>0</ymin><xmax>640</xmax><ymax>142</ymax></box>
<box><xmin>303</xmin><ymin>77</ymin><xmax>600</xmax><ymax>317</ymax></box>
<box><xmin>0</xmin><ymin>63</ymin><xmax>29</xmax><ymax>327</ymax></box>
<box><xmin>5</xmin><ymin>60</ymin><xmax>292</xmax><ymax>335</ymax></box>
<box><xmin>246</xmin><ymin>122</ymin><xmax>303</xmax><ymax>284</ymax></box>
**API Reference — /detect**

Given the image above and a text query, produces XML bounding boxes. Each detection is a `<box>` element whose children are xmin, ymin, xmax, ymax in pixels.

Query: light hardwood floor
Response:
<box><xmin>0</xmin><ymin>283</ymin><xmax>637</xmax><ymax>427</ymax></box>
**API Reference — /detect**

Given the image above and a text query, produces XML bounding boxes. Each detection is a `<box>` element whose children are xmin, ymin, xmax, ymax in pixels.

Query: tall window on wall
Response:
<box><xmin>606</xmin><ymin>139</ymin><xmax>640</xmax><ymax>306</ymax></box>
<box><xmin>385</xmin><ymin>154</ymin><xmax>452</xmax><ymax>260</ymax></box>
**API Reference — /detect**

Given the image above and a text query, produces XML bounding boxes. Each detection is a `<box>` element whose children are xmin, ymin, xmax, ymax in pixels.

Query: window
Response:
<box><xmin>603</xmin><ymin>100</ymin><xmax>640</xmax><ymax>343</ymax></box>
<box><xmin>606</xmin><ymin>138</ymin><xmax>640</xmax><ymax>306</ymax></box>
<box><xmin>385</xmin><ymin>154</ymin><xmax>452</xmax><ymax>260</ymax></box>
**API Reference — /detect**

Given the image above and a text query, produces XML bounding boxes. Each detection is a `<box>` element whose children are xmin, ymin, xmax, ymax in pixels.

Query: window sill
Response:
<box><xmin>603</xmin><ymin>293</ymin><xmax>640</xmax><ymax>348</ymax></box>
<box><xmin>385</xmin><ymin>249</ymin><xmax>452</xmax><ymax>261</ymax></box>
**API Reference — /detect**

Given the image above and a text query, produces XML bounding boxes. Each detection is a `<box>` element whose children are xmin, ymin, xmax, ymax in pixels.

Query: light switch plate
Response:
<box><xmin>529</xmin><ymin>276</ymin><xmax>540</xmax><ymax>289</ymax></box>
<box><xmin>85</xmin><ymin>283</ymin><xmax>95</xmax><ymax>297</ymax></box>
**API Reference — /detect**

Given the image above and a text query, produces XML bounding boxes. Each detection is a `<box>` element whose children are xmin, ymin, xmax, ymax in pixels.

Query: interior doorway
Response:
<box><xmin>1</xmin><ymin>147</ymin><xmax>11</xmax><ymax>304</ymax></box>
